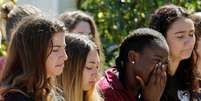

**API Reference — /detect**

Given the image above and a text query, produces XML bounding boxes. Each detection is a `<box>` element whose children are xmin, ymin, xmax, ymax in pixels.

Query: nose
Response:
<box><xmin>91</xmin><ymin>69</ymin><xmax>98</xmax><ymax>80</ymax></box>
<box><xmin>62</xmin><ymin>49</ymin><xmax>68</xmax><ymax>61</ymax></box>
<box><xmin>184</xmin><ymin>36</ymin><xmax>195</xmax><ymax>49</ymax></box>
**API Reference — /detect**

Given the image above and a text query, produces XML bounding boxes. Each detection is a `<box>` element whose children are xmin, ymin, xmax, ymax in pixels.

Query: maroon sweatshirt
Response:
<box><xmin>97</xmin><ymin>68</ymin><xmax>136</xmax><ymax>101</ymax></box>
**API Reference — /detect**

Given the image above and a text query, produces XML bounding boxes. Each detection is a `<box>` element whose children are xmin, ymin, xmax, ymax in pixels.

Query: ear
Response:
<box><xmin>128</xmin><ymin>50</ymin><xmax>139</xmax><ymax>64</ymax></box>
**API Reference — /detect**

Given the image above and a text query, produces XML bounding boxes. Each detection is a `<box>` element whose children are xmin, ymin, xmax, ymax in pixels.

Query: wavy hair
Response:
<box><xmin>0</xmin><ymin>15</ymin><xmax>65</xmax><ymax>101</ymax></box>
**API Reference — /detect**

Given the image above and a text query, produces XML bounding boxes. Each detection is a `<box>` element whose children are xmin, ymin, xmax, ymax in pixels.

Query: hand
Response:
<box><xmin>136</xmin><ymin>62</ymin><xmax>167</xmax><ymax>101</ymax></box>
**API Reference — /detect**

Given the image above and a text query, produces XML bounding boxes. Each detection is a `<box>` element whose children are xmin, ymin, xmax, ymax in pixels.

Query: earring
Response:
<box><xmin>131</xmin><ymin>61</ymin><xmax>135</xmax><ymax>64</ymax></box>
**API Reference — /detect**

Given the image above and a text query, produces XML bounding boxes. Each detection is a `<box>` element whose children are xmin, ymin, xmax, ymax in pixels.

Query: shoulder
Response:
<box><xmin>97</xmin><ymin>68</ymin><xmax>117</xmax><ymax>92</ymax></box>
<box><xmin>4</xmin><ymin>92</ymin><xmax>30</xmax><ymax>101</ymax></box>
<box><xmin>96</xmin><ymin>71</ymin><xmax>120</xmax><ymax>101</ymax></box>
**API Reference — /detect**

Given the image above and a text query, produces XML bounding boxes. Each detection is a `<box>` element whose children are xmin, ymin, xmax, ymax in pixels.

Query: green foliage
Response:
<box><xmin>78</xmin><ymin>0</ymin><xmax>201</xmax><ymax>68</ymax></box>
<box><xmin>0</xmin><ymin>39</ymin><xmax>7</xmax><ymax>56</ymax></box>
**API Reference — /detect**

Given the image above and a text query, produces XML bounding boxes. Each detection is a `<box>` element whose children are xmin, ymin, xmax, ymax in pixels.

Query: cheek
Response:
<box><xmin>137</xmin><ymin>61</ymin><xmax>155</xmax><ymax>83</ymax></box>
<box><xmin>82</xmin><ymin>69</ymin><xmax>91</xmax><ymax>90</ymax></box>
<box><xmin>83</xmin><ymin>69</ymin><xmax>91</xmax><ymax>82</ymax></box>
<box><xmin>144</xmin><ymin>63</ymin><xmax>155</xmax><ymax>83</ymax></box>
<box><xmin>46</xmin><ymin>54</ymin><xmax>57</xmax><ymax>76</ymax></box>
<box><xmin>166</xmin><ymin>36</ymin><xmax>184</xmax><ymax>57</ymax></box>
<box><xmin>167</xmin><ymin>37</ymin><xmax>181</xmax><ymax>51</ymax></box>
<box><xmin>46</xmin><ymin>55</ymin><xmax>56</xmax><ymax>67</ymax></box>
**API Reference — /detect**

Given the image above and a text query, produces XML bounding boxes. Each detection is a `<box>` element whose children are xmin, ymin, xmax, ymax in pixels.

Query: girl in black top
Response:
<box><xmin>150</xmin><ymin>4</ymin><xmax>198</xmax><ymax>101</ymax></box>
<box><xmin>0</xmin><ymin>16</ymin><xmax>67</xmax><ymax>101</ymax></box>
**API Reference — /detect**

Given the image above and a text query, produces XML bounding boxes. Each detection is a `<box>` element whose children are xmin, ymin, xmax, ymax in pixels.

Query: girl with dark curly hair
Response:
<box><xmin>150</xmin><ymin>4</ymin><xmax>198</xmax><ymax>101</ymax></box>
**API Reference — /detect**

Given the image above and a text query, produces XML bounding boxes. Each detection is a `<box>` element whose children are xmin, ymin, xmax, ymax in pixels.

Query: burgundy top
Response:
<box><xmin>97</xmin><ymin>68</ymin><xmax>136</xmax><ymax>101</ymax></box>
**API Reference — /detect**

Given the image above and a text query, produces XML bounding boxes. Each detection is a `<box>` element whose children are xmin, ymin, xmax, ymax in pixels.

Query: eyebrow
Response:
<box><xmin>175</xmin><ymin>31</ymin><xmax>186</xmax><ymax>34</ymax></box>
<box><xmin>53</xmin><ymin>44</ymin><xmax>66</xmax><ymax>48</ymax></box>
<box><xmin>175</xmin><ymin>29</ymin><xmax>194</xmax><ymax>34</ymax></box>
<box><xmin>88</xmin><ymin>61</ymin><xmax>96</xmax><ymax>64</ymax></box>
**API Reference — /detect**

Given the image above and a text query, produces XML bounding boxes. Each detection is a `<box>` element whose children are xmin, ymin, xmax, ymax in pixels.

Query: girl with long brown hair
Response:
<box><xmin>0</xmin><ymin>15</ymin><xmax>67</xmax><ymax>101</ymax></box>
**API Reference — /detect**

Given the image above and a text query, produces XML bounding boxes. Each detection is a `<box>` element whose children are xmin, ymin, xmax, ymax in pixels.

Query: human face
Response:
<box><xmin>46</xmin><ymin>32</ymin><xmax>68</xmax><ymax>77</ymax></box>
<box><xmin>133</xmin><ymin>44</ymin><xmax>169</xmax><ymax>84</ymax></box>
<box><xmin>82</xmin><ymin>49</ymin><xmax>100</xmax><ymax>91</ymax></box>
<box><xmin>71</xmin><ymin>21</ymin><xmax>91</xmax><ymax>34</ymax></box>
<box><xmin>166</xmin><ymin>17</ymin><xmax>195</xmax><ymax>60</ymax></box>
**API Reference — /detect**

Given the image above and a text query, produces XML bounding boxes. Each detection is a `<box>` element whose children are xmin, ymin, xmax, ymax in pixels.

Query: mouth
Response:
<box><xmin>56</xmin><ymin>63</ymin><xmax>64</xmax><ymax>68</ymax></box>
<box><xmin>182</xmin><ymin>48</ymin><xmax>193</xmax><ymax>53</ymax></box>
<box><xmin>89</xmin><ymin>81</ymin><xmax>95</xmax><ymax>85</ymax></box>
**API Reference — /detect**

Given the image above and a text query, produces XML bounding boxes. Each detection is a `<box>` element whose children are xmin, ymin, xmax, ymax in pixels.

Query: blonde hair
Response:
<box><xmin>59</xmin><ymin>34</ymin><xmax>102</xmax><ymax>101</ymax></box>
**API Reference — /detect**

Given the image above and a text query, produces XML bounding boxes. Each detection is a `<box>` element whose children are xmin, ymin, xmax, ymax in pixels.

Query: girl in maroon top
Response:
<box><xmin>97</xmin><ymin>28</ymin><xmax>169</xmax><ymax>101</ymax></box>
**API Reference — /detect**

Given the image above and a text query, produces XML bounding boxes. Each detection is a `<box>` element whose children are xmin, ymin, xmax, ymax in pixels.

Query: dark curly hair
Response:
<box><xmin>191</xmin><ymin>14</ymin><xmax>201</xmax><ymax>77</ymax></box>
<box><xmin>149</xmin><ymin>4</ymin><xmax>190</xmax><ymax>37</ymax></box>
<box><xmin>149</xmin><ymin>4</ymin><xmax>197</xmax><ymax>101</ymax></box>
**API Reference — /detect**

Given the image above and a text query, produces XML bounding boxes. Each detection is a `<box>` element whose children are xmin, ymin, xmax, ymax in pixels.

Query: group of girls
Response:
<box><xmin>1</xmin><ymin>1</ymin><xmax>201</xmax><ymax>101</ymax></box>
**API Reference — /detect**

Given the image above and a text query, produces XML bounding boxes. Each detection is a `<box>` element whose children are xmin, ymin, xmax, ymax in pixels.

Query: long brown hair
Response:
<box><xmin>0</xmin><ymin>15</ymin><xmax>65</xmax><ymax>101</ymax></box>
<box><xmin>59</xmin><ymin>34</ymin><xmax>102</xmax><ymax>101</ymax></box>
<box><xmin>57</xmin><ymin>10</ymin><xmax>105</xmax><ymax>65</ymax></box>
<box><xmin>190</xmin><ymin>14</ymin><xmax>201</xmax><ymax>95</ymax></box>
<box><xmin>0</xmin><ymin>1</ymin><xmax>41</xmax><ymax>44</ymax></box>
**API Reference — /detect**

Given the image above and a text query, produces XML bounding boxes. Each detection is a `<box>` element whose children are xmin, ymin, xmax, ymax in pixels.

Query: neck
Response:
<box><xmin>168</xmin><ymin>57</ymin><xmax>181</xmax><ymax>76</ymax></box>
<box><xmin>120</xmin><ymin>64</ymin><xmax>141</xmax><ymax>96</ymax></box>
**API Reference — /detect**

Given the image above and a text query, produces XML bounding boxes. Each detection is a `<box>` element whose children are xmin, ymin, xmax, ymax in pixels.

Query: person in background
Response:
<box><xmin>190</xmin><ymin>12</ymin><xmax>201</xmax><ymax>99</ymax></box>
<box><xmin>58</xmin><ymin>10</ymin><xmax>105</xmax><ymax>66</ymax></box>
<box><xmin>0</xmin><ymin>1</ymin><xmax>41</xmax><ymax>79</ymax></box>
<box><xmin>149</xmin><ymin>4</ymin><xmax>198</xmax><ymax>100</ymax></box>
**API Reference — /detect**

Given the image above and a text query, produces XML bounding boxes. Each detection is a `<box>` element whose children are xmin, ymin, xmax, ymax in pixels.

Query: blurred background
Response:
<box><xmin>1</xmin><ymin>0</ymin><xmax>201</xmax><ymax>69</ymax></box>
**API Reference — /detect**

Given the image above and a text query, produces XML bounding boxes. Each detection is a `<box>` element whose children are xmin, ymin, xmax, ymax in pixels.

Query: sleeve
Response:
<box><xmin>103</xmin><ymin>89</ymin><xmax>121</xmax><ymax>101</ymax></box>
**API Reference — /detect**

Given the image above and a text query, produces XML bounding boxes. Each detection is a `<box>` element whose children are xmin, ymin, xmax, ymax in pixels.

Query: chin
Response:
<box><xmin>181</xmin><ymin>54</ymin><xmax>192</xmax><ymax>60</ymax></box>
<box><xmin>168</xmin><ymin>67</ymin><xmax>178</xmax><ymax>76</ymax></box>
<box><xmin>53</xmin><ymin>71</ymin><xmax>63</xmax><ymax>76</ymax></box>
<box><xmin>180</xmin><ymin>51</ymin><xmax>193</xmax><ymax>60</ymax></box>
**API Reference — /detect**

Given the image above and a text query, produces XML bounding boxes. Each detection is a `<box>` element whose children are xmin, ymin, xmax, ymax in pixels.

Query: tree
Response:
<box><xmin>80</xmin><ymin>0</ymin><xmax>200</xmax><ymax>67</ymax></box>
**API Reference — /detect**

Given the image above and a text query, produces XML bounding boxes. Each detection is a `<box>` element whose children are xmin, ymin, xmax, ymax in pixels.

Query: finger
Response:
<box><xmin>161</xmin><ymin>64</ymin><xmax>167</xmax><ymax>72</ymax></box>
<box><xmin>148</xmin><ymin>65</ymin><xmax>158</xmax><ymax>85</ymax></box>
<box><xmin>161</xmin><ymin>71</ymin><xmax>167</xmax><ymax>87</ymax></box>
<box><xmin>156</xmin><ymin>63</ymin><xmax>162</xmax><ymax>84</ymax></box>
<box><xmin>136</xmin><ymin>75</ymin><xmax>145</xmax><ymax>89</ymax></box>
<box><xmin>159</xmin><ymin>68</ymin><xmax>167</xmax><ymax>89</ymax></box>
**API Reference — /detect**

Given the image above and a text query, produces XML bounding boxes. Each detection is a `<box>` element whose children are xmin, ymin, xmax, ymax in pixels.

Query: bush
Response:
<box><xmin>78</xmin><ymin>0</ymin><xmax>201</xmax><ymax>68</ymax></box>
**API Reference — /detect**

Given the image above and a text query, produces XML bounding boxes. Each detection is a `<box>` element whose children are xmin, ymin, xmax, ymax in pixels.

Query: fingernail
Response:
<box><xmin>159</xmin><ymin>62</ymin><xmax>162</xmax><ymax>66</ymax></box>
<box><xmin>156</xmin><ymin>63</ymin><xmax>159</xmax><ymax>67</ymax></box>
<box><xmin>162</xmin><ymin>64</ymin><xmax>165</xmax><ymax>70</ymax></box>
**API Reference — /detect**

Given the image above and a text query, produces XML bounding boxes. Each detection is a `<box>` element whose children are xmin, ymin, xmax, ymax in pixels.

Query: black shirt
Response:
<box><xmin>4</xmin><ymin>92</ymin><xmax>33</xmax><ymax>101</ymax></box>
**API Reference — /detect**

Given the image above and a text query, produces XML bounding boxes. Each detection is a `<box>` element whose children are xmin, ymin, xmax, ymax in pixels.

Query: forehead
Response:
<box><xmin>168</xmin><ymin>18</ymin><xmax>194</xmax><ymax>31</ymax></box>
<box><xmin>52</xmin><ymin>32</ymin><xmax>65</xmax><ymax>44</ymax></box>
<box><xmin>52</xmin><ymin>32</ymin><xmax>65</xmax><ymax>39</ymax></box>
<box><xmin>142</xmin><ymin>43</ymin><xmax>169</xmax><ymax>58</ymax></box>
<box><xmin>73</xmin><ymin>21</ymin><xmax>91</xmax><ymax>33</ymax></box>
<box><xmin>86</xmin><ymin>49</ymin><xmax>99</xmax><ymax>62</ymax></box>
